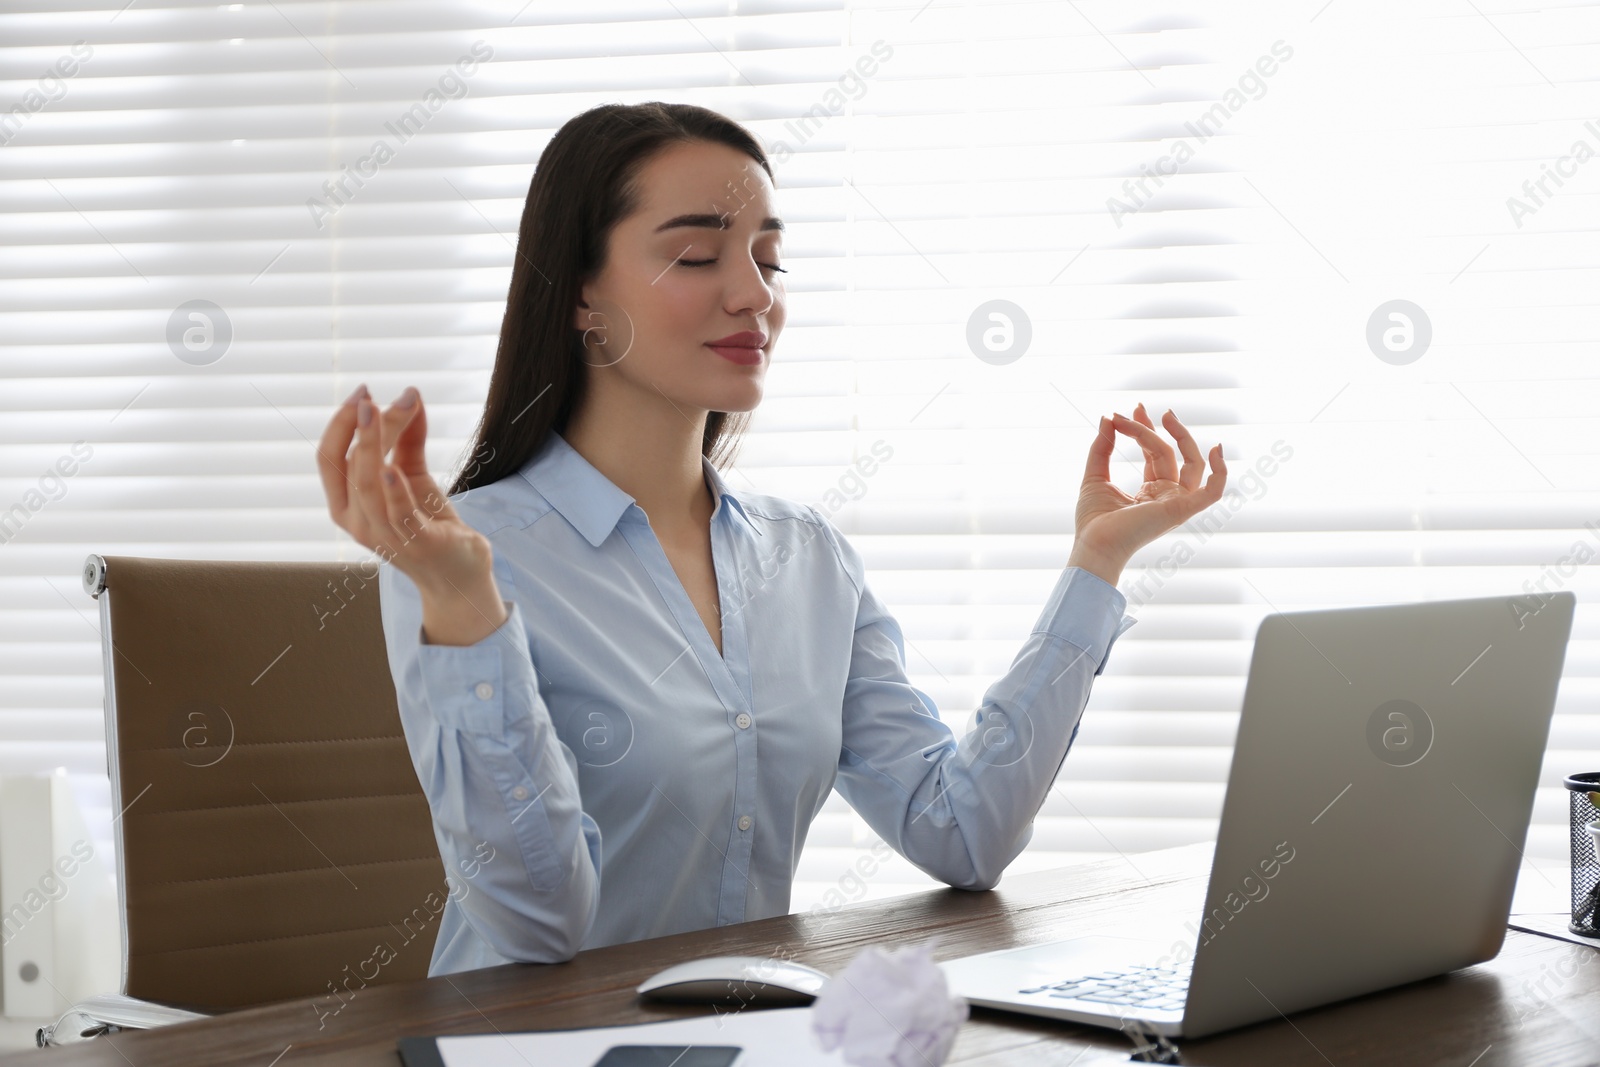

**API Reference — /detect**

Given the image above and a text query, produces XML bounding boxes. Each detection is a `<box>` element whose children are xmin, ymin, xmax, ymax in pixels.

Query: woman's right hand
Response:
<box><xmin>317</xmin><ymin>384</ymin><xmax>508</xmax><ymax>643</ymax></box>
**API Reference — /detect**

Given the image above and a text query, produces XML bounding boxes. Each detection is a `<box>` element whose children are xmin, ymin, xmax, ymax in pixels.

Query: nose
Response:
<box><xmin>725</xmin><ymin>253</ymin><xmax>778</xmax><ymax>318</ymax></box>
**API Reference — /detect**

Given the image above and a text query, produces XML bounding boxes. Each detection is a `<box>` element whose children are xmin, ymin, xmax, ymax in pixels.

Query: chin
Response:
<box><xmin>716</xmin><ymin>391</ymin><xmax>764</xmax><ymax>415</ymax></box>
<box><xmin>695</xmin><ymin>383</ymin><xmax>763</xmax><ymax>415</ymax></box>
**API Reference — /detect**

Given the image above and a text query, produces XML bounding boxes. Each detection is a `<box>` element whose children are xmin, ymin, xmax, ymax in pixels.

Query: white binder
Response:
<box><xmin>0</xmin><ymin>772</ymin><xmax>119</xmax><ymax>1020</ymax></box>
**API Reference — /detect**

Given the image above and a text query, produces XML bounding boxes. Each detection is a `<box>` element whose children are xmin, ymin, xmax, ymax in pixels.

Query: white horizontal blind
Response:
<box><xmin>1</xmin><ymin>0</ymin><xmax>1596</xmax><ymax>934</ymax></box>
<box><xmin>0</xmin><ymin>0</ymin><xmax>864</xmax><ymax>919</ymax></box>
<box><xmin>801</xmin><ymin>0</ymin><xmax>1600</xmax><ymax>908</ymax></box>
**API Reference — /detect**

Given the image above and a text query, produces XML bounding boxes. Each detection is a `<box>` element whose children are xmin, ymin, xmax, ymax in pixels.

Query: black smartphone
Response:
<box><xmin>590</xmin><ymin>1046</ymin><xmax>743</xmax><ymax>1067</ymax></box>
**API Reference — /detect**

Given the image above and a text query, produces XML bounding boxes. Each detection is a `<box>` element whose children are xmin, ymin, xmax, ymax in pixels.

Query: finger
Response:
<box><xmin>316</xmin><ymin>385</ymin><xmax>364</xmax><ymax>518</ymax></box>
<box><xmin>1131</xmin><ymin>402</ymin><xmax>1157</xmax><ymax>482</ymax></box>
<box><xmin>1082</xmin><ymin>415</ymin><xmax>1115</xmax><ymax>485</ymax></box>
<box><xmin>366</xmin><ymin>389</ymin><xmax>442</xmax><ymax>531</ymax></box>
<box><xmin>1203</xmin><ymin>442</ymin><xmax>1228</xmax><ymax>500</ymax></box>
<box><xmin>348</xmin><ymin>394</ymin><xmax>390</xmax><ymax>538</ymax></box>
<box><xmin>389</xmin><ymin>389</ymin><xmax>459</xmax><ymax>522</ymax></box>
<box><xmin>1167</xmin><ymin>444</ymin><xmax>1228</xmax><ymax>524</ymax></box>
<box><xmin>1162</xmin><ymin>408</ymin><xmax>1205</xmax><ymax>492</ymax></box>
<box><xmin>378</xmin><ymin>458</ymin><xmax>426</xmax><ymax>552</ymax></box>
<box><xmin>1113</xmin><ymin>410</ymin><xmax>1179</xmax><ymax>484</ymax></box>
<box><xmin>375</xmin><ymin>388</ymin><xmax>425</xmax><ymax>486</ymax></box>
<box><xmin>357</xmin><ymin>388</ymin><xmax>416</xmax><ymax>487</ymax></box>
<box><xmin>388</xmin><ymin>387</ymin><xmax>426</xmax><ymax>474</ymax></box>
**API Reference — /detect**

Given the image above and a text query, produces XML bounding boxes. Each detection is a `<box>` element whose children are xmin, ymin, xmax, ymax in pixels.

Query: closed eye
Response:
<box><xmin>676</xmin><ymin>257</ymin><xmax>787</xmax><ymax>274</ymax></box>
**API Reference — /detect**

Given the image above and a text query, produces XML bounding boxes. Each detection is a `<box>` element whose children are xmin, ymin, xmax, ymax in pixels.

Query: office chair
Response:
<box><xmin>80</xmin><ymin>554</ymin><xmax>449</xmax><ymax>1014</ymax></box>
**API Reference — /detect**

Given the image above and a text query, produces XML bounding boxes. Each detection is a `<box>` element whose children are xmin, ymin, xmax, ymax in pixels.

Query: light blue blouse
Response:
<box><xmin>377</xmin><ymin>430</ymin><xmax>1135</xmax><ymax>977</ymax></box>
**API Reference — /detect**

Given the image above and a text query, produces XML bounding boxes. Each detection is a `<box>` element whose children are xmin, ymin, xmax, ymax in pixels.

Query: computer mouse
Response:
<box><xmin>636</xmin><ymin>955</ymin><xmax>830</xmax><ymax>1006</ymax></box>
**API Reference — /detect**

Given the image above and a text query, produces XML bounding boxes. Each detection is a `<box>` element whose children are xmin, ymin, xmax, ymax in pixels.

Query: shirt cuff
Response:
<box><xmin>414</xmin><ymin>599</ymin><xmax>531</xmax><ymax>735</ymax></box>
<box><xmin>1030</xmin><ymin>566</ymin><xmax>1137</xmax><ymax>676</ymax></box>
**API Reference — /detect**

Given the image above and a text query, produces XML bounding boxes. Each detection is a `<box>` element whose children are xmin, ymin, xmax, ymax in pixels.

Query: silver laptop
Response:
<box><xmin>939</xmin><ymin>591</ymin><xmax>1576</xmax><ymax>1039</ymax></box>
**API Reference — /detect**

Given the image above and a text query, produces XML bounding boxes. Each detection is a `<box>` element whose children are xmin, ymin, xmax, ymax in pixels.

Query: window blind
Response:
<box><xmin>1</xmin><ymin>0</ymin><xmax>1595</xmax><ymax>932</ymax></box>
<box><xmin>797</xmin><ymin>0</ymin><xmax>1600</xmax><ymax>906</ymax></box>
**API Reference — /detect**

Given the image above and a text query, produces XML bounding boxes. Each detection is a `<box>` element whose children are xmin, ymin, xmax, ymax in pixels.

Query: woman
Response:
<box><xmin>316</xmin><ymin>102</ymin><xmax>1226</xmax><ymax>977</ymax></box>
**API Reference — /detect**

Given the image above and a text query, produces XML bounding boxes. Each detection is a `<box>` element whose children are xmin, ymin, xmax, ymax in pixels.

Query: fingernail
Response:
<box><xmin>344</xmin><ymin>384</ymin><xmax>364</xmax><ymax>406</ymax></box>
<box><xmin>358</xmin><ymin>399</ymin><xmax>372</xmax><ymax>427</ymax></box>
<box><xmin>383</xmin><ymin>468</ymin><xmax>398</xmax><ymax>486</ymax></box>
<box><xmin>396</xmin><ymin>386</ymin><xmax>418</xmax><ymax>409</ymax></box>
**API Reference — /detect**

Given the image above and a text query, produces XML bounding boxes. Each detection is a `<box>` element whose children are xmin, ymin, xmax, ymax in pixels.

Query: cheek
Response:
<box><xmin>623</xmin><ymin>276</ymin><xmax>710</xmax><ymax>351</ymax></box>
<box><xmin>647</xmin><ymin>270</ymin><xmax>719</xmax><ymax>320</ymax></box>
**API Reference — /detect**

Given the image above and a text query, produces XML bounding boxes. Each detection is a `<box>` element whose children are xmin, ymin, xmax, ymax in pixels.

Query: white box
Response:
<box><xmin>0</xmin><ymin>773</ymin><xmax>119</xmax><ymax>1020</ymax></box>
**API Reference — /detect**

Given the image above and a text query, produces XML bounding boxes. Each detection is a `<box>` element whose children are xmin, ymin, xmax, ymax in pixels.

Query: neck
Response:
<box><xmin>561</xmin><ymin>371</ymin><xmax>714</xmax><ymax>538</ymax></box>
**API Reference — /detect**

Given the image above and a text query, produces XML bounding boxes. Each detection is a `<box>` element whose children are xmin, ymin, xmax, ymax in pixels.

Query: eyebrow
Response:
<box><xmin>652</xmin><ymin>212</ymin><xmax>784</xmax><ymax>234</ymax></box>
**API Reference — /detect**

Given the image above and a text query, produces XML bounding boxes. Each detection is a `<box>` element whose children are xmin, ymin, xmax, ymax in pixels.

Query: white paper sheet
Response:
<box><xmin>432</xmin><ymin>1006</ymin><xmax>852</xmax><ymax>1067</ymax></box>
<box><xmin>1510</xmin><ymin>862</ymin><xmax>1572</xmax><ymax>915</ymax></box>
<box><xmin>1508</xmin><ymin>912</ymin><xmax>1600</xmax><ymax>950</ymax></box>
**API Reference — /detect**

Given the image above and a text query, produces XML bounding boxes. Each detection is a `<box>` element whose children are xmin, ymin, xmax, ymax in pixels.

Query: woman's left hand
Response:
<box><xmin>1066</xmin><ymin>402</ymin><xmax>1227</xmax><ymax>587</ymax></box>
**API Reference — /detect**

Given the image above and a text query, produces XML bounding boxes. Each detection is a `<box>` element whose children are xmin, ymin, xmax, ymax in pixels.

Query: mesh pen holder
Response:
<box><xmin>1567</xmin><ymin>772</ymin><xmax>1600</xmax><ymax>937</ymax></box>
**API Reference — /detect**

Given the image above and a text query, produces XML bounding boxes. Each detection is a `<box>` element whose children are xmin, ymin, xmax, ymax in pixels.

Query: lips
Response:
<box><xmin>707</xmin><ymin>330</ymin><xmax>767</xmax><ymax>348</ymax></box>
<box><xmin>705</xmin><ymin>330</ymin><xmax>767</xmax><ymax>366</ymax></box>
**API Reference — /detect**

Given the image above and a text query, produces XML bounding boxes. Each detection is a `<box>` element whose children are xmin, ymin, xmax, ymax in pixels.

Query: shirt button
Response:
<box><xmin>512</xmin><ymin>785</ymin><xmax>529</xmax><ymax>801</ymax></box>
<box><xmin>735</xmin><ymin>712</ymin><xmax>752</xmax><ymax>730</ymax></box>
<box><xmin>737</xmin><ymin>815</ymin><xmax>752</xmax><ymax>831</ymax></box>
<box><xmin>474</xmin><ymin>682</ymin><xmax>494</xmax><ymax>701</ymax></box>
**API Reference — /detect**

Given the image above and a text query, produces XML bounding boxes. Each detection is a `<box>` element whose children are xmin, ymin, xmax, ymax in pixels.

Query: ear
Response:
<box><xmin>571</xmin><ymin>272</ymin><xmax>597</xmax><ymax>332</ymax></box>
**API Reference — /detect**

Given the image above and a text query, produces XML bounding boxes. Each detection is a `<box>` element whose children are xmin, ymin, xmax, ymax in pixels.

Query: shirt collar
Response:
<box><xmin>702</xmin><ymin>454</ymin><xmax>762</xmax><ymax>542</ymax></box>
<box><xmin>519</xmin><ymin>431</ymin><xmax>761</xmax><ymax>548</ymax></box>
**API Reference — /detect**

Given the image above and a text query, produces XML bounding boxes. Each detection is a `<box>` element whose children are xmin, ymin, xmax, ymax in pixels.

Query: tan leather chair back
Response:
<box><xmin>83</xmin><ymin>555</ymin><xmax>447</xmax><ymax>1012</ymax></box>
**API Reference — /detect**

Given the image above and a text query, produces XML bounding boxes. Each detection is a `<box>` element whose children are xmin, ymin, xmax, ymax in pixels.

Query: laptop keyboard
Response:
<box><xmin>1019</xmin><ymin>962</ymin><xmax>1189</xmax><ymax>1012</ymax></box>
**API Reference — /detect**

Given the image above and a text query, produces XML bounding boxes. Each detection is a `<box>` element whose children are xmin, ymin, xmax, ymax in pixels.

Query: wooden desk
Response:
<box><xmin>8</xmin><ymin>843</ymin><xmax>1598</xmax><ymax>1066</ymax></box>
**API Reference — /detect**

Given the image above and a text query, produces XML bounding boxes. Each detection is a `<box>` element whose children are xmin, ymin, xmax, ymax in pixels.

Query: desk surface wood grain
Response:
<box><xmin>8</xmin><ymin>843</ymin><xmax>1598</xmax><ymax>1066</ymax></box>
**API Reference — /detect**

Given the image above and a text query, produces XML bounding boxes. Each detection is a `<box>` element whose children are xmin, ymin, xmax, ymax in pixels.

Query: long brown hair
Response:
<box><xmin>446</xmin><ymin>102</ymin><xmax>772</xmax><ymax>497</ymax></box>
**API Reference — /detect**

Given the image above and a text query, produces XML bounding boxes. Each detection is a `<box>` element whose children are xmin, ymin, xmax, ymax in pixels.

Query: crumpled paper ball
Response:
<box><xmin>811</xmin><ymin>940</ymin><xmax>968</xmax><ymax>1067</ymax></box>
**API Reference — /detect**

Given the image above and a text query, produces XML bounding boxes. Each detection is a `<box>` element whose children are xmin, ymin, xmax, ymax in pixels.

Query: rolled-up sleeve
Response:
<box><xmin>813</xmin><ymin>508</ymin><xmax>1135</xmax><ymax>892</ymax></box>
<box><xmin>378</xmin><ymin>557</ymin><xmax>602</xmax><ymax>964</ymax></box>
